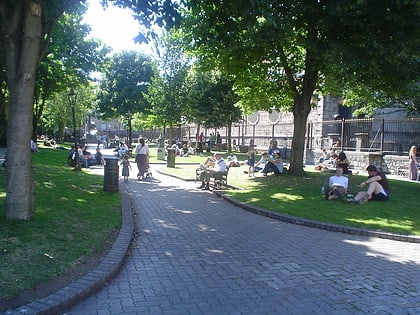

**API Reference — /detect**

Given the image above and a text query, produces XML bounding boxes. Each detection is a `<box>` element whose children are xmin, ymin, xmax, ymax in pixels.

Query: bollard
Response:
<box><xmin>157</xmin><ymin>137</ymin><xmax>165</xmax><ymax>160</ymax></box>
<box><xmin>104</xmin><ymin>157</ymin><xmax>119</xmax><ymax>192</ymax></box>
<box><xmin>166</xmin><ymin>148</ymin><xmax>176</xmax><ymax>168</ymax></box>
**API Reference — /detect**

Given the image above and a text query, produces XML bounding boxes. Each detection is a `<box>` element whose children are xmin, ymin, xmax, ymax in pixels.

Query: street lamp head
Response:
<box><xmin>68</xmin><ymin>88</ymin><xmax>77</xmax><ymax>108</ymax></box>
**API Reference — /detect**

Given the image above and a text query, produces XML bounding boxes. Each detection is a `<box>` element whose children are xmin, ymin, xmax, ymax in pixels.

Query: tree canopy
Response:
<box><xmin>97</xmin><ymin>51</ymin><xmax>155</xmax><ymax>120</ymax></box>
<box><xmin>146</xmin><ymin>30</ymin><xmax>191</xmax><ymax>140</ymax></box>
<box><xmin>181</xmin><ymin>0</ymin><xmax>420</xmax><ymax>175</ymax></box>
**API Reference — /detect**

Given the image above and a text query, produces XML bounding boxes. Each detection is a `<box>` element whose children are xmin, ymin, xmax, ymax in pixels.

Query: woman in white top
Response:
<box><xmin>134</xmin><ymin>138</ymin><xmax>150</xmax><ymax>180</ymax></box>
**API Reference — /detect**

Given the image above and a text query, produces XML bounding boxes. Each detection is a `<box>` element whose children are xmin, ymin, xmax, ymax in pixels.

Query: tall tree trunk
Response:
<box><xmin>288</xmin><ymin>50</ymin><xmax>319</xmax><ymax>176</ymax></box>
<box><xmin>227</xmin><ymin>122</ymin><xmax>232</xmax><ymax>153</ymax></box>
<box><xmin>288</xmin><ymin>88</ymin><xmax>316</xmax><ymax>175</ymax></box>
<box><xmin>0</xmin><ymin>91</ymin><xmax>7</xmax><ymax>146</ymax></box>
<box><xmin>2</xmin><ymin>1</ymin><xmax>42</xmax><ymax>219</ymax></box>
<box><xmin>289</xmin><ymin>107</ymin><xmax>309</xmax><ymax>176</ymax></box>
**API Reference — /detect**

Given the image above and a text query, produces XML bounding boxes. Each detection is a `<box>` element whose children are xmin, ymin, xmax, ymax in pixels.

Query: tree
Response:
<box><xmin>42</xmin><ymin>85</ymin><xmax>96</xmax><ymax>141</ymax></box>
<box><xmin>0</xmin><ymin>1</ymin><xmax>81</xmax><ymax>219</ymax></box>
<box><xmin>322</xmin><ymin>1</ymin><xmax>420</xmax><ymax>117</ymax></box>
<box><xmin>184</xmin><ymin>69</ymin><xmax>242</xmax><ymax>152</ymax></box>
<box><xmin>0</xmin><ymin>0</ymin><xmax>178</xmax><ymax>220</ymax></box>
<box><xmin>96</xmin><ymin>51</ymin><xmax>155</xmax><ymax>138</ymax></box>
<box><xmin>0</xmin><ymin>47</ymin><xmax>7</xmax><ymax>146</ymax></box>
<box><xmin>146</xmin><ymin>30</ymin><xmax>191</xmax><ymax>143</ymax></box>
<box><xmin>33</xmin><ymin>11</ymin><xmax>109</xmax><ymax>140</ymax></box>
<box><xmin>183</xmin><ymin>0</ymin><xmax>420</xmax><ymax>175</ymax></box>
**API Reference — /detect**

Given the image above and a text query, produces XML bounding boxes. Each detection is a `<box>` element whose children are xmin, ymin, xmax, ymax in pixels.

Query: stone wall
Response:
<box><xmin>306</xmin><ymin>149</ymin><xmax>408</xmax><ymax>175</ymax></box>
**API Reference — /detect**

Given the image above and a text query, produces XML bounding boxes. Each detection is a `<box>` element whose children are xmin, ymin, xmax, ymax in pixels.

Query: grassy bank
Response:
<box><xmin>0</xmin><ymin>147</ymin><xmax>121</xmax><ymax>303</ymax></box>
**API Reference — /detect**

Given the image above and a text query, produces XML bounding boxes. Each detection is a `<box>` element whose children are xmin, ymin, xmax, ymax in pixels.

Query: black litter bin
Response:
<box><xmin>167</xmin><ymin>148</ymin><xmax>176</xmax><ymax>168</ymax></box>
<box><xmin>104</xmin><ymin>157</ymin><xmax>119</xmax><ymax>192</ymax></box>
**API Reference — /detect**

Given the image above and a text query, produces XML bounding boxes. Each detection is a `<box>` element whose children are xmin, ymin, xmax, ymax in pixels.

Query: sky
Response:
<box><xmin>82</xmin><ymin>0</ymin><xmax>152</xmax><ymax>55</ymax></box>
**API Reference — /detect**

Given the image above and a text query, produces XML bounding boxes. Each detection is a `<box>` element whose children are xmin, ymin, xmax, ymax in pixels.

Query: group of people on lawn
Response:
<box><xmin>69</xmin><ymin>137</ymin><xmax>391</xmax><ymax>204</ymax></box>
<box><xmin>197</xmin><ymin>141</ymin><xmax>285</xmax><ymax>190</ymax></box>
<box><xmin>197</xmin><ymin>143</ymin><xmax>390</xmax><ymax>204</ymax></box>
<box><xmin>325</xmin><ymin>164</ymin><xmax>390</xmax><ymax>204</ymax></box>
<box><xmin>68</xmin><ymin>144</ymin><xmax>104</xmax><ymax>168</ymax></box>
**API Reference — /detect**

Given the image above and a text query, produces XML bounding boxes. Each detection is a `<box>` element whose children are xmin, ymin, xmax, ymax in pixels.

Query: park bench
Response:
<box><xmin>196</xmin><ymin>166</ymin><xmax>230</xmax><ymax>190</ymax></box>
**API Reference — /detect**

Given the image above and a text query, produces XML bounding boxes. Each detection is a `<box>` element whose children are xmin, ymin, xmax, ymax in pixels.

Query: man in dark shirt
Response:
<box><xmin>344</xmin><ymin>165</ymin><xmax>390</xmax><ymax>204</ymax></box>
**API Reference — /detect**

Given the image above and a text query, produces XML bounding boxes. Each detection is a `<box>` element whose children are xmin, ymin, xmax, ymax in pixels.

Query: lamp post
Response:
<box><xmin>127</xmin><ymin>110</ymin><xmax>133</xmax><ymax>148</ymax></box>
<box><xmin>68</xmin><ymin>88</ymin><xmax>80</xmax><ymax>170</ymax></box>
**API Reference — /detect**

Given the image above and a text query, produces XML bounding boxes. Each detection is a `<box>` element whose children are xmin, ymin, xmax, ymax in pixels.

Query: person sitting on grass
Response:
<box><xmin>344</xmin><ymin>165</ymin><xmax>390</xmax><ymax>204</ymax></box>
<box><xmin>254</xmin><ymin>152</ymin><xmax>270</xmax><ymax>173</ymax></box>
<box><xmin>262</xmin><ymin>152</ymin><xmax>283</xmax><ymax>176</ymax></box>
<box><xmin>31</xmin><ymin>139</ymin><xmax>40</xmax><ymax>152</ymax></box>
<box><xmin>326</xmin><ymin>165</ymin><xmax>348</xmax><ymax>200</ymax></box>
<box><xmin>336</xmin><ymin>151</ymin><xmax>351</xmax><ymax>174</ymax></box>
<box><xmin>67</xmin><ymin>145</ymin><xmax>76</xmax><ymax>166</ymax></box>
<box><xmin>227</xmin><ymin>154</ymin><xmax>240</xmax><ymax>167</ymax></box>
<box><xmin>197</xmin><ymin>152</ymin><xmax>227</xmax><ymax>190</ymax></box>
<box><xmin>314</xmin><ymin>149</ymin><xmax>337</xmax><ymax>172</ymax></box>
<box><xmin>78</xmin><ymin>144</ymin><xmax>89</xmax><ymax>168</ymax></box>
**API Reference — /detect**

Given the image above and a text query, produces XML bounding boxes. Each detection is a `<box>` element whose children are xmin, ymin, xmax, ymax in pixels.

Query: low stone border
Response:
<box><xmin>6</xmin><ymin>192</ymin><xmax>135</xmax><ymax>315</ymax></box>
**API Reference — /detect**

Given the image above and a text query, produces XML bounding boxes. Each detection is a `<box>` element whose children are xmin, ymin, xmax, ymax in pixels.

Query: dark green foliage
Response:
<box><xmin>97</xmin><ymin>51</ymin><xmax>155</xmax><ymax>119</ymax></box>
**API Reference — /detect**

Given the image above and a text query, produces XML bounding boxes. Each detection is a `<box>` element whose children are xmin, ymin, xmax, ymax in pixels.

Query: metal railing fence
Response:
<box><xmin>140</xmin><ymin>117</ymin><xmax>420</xmax><ymax>156</ymax></box>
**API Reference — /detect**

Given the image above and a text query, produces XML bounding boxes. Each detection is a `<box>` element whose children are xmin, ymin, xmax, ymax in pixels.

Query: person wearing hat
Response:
<box><xmin>197</xmin><ymin>152</ymin><xmax>227</xmax><ymax>190</ymax></box>
<box><xmin>344</xmin><ymin>165</ymin><xmax>390</xmax><ymax>204</ymax></box>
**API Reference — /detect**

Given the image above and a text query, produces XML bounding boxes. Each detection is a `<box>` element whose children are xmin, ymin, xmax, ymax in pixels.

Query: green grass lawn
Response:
<box><xmin>160</xmin><ymin>158</ymin><xmax>420</xmax><ymax>236</ymax></box>
<box><xmin>0</xmin><ymin>147</ymin><xmax>121</xmax><ymax>302</ymax></box>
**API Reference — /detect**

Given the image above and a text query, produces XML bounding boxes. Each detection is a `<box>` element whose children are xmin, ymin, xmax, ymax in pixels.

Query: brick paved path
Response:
<box><xmin>67</xmin><ymin>166</ymin><xmax>420</xmax><ymax>315</ymax></box>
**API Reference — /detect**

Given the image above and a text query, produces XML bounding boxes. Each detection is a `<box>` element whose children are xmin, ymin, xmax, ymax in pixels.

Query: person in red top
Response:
<box><xmin>197</xmin><ymin>132</ymin><xmax>205</xmax><ymax>153</ymax></box>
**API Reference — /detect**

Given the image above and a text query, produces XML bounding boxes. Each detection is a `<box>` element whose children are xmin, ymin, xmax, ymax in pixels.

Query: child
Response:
<box><xmin>247</xmin><ymin>145</ymin><xmax>255</xmax><ymax>177</ymax></box>
<box><xmin>121</xmin><ymin>155</ymin><xmax>131</xmax><ymax>183</ymax></box>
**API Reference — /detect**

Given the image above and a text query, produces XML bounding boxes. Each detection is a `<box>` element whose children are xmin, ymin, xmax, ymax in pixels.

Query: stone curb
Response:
<box><xmin>157</xmin><ymin>168</ymin><xmax>420</xmax><ymax>244</ymax></box>
<box><xmin>5</xmin><ymin>192</ymin><xmax>134</xmax><ymax>315</ymax></box>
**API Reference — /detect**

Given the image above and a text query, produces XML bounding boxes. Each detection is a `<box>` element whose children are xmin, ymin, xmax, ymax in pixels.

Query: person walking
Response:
<box><xmin>134</xmin><ymin>137</ymin><xmax>150</xmax><ymax>180</ymax></box>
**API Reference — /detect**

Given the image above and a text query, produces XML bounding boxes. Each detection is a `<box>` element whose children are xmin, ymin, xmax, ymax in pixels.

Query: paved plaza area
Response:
<box><xmin>67</xmin><ymin>160</ymin><xmax>419</xmax><ymax>314</ymax></box>
<box><xmin>3</xmin><ymin>145</ymin><xmax>420</xmax><ymax>315</ymax></box>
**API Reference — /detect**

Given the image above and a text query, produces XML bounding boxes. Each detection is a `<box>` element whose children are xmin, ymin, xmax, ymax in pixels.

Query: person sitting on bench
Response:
<box><xmin>197</xmin><ymin>152</ymin><xmax>227</xmax><ymax>190</ymax></box>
